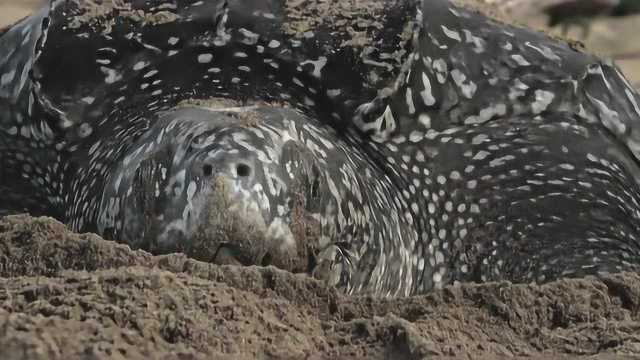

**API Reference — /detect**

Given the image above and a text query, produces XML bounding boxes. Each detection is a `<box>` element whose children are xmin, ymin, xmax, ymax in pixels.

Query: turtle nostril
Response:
<box><xmin>236</xmin><ymin>163</ymin><xmax>251</xmax><ymax>177</ymax></box>
<box><xmin>202</xmin><ymin>164</ymin><xmax>213</xmax><ymax>177</ymax></box>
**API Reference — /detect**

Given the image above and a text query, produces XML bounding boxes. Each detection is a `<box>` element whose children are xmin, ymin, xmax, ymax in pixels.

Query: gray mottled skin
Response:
<box><xmin>1</xmin><ymin>0</ymin><xmax>640</xmax><ymax>297</ymax></box>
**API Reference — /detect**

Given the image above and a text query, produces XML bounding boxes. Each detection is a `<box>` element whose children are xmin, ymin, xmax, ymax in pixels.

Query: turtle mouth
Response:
<box><xmin>210</xmin><ymin>242</ymin><xmax>325</xmax><ymax>276</ymax></box>
<box><xmin>137</xmin><ymin>172</ymin><xmax>308</xmax><ymax>272</ymax></box>
<box><xmin>211</xmin><ymin>243</ymin><xmax>274</xmax><ymax>267</ymax></box>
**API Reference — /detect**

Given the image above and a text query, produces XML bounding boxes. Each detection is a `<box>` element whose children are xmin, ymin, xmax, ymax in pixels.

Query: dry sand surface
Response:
<box><xmin>3</xmin><ymin>1</ymin><xmax>640</xmax><ymax>359</ymax></box>
<box><xmin>2</xmin><ymin>215</ymin><xmax>640</xmax><ymax>359</ymax></box>
<box><xmin>0</xmin><ymin>0</ymin><xmax>42</xmax><ymax>28</ymax></box>
<box><xmin>504</xmin><ymin>0</ymin><xmax>640</xmax><ymax>88</ymax></box>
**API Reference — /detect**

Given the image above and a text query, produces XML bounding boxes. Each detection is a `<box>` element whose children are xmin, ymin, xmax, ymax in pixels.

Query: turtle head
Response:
<box><xmin>97</xmin><ymin>103</ymin><xmax>330</xmax><ymax>273</ymax></box>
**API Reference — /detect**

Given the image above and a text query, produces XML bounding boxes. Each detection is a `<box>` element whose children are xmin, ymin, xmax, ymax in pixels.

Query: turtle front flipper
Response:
<box><xmin>0</xmin><ymin>4</ymin><xmax>63</xmax><ymax>216</ymax></box>
<box><xmin>355</xmin><ymin>0</ymin><xmax>599</xmax><ymax>138</ymax></box>
<box><xmin>0</xmin><ymin>5</ymin><xmax>49</xmax><ymax>110</ymax></box>
<box><xmin>354</xmin><ymin>0</ymin><xmax>640</xmax><ymax>183</ymax></box>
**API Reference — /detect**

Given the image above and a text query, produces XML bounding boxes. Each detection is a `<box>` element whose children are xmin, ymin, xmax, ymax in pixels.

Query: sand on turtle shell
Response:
<box><xmin>63</xmin><ymin>0</ymin><xmax>179</xmax><ymax>34</ymax></box>
<box><xmin>1</xmin><ymin>214</ymin><xmax>640</xmax><ymax>359</ymax></box>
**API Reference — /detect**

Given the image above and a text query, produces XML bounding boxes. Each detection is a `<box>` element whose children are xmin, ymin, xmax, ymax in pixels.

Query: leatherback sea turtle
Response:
<box><xmin>2</xmin><ymin>0</ymin><xmax>640</xmax><ymax>297</ymax></box>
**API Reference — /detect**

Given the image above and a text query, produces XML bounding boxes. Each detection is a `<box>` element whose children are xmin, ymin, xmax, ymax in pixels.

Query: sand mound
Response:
<box><xmin>0</xmin><ymin>215</ymin><xmax>638</xmax><ymax>359</ymax></box>
<box><xmin>2</xmin><ymin>1</ymin><xmax>640</xmax><ymax>358</ymax></box>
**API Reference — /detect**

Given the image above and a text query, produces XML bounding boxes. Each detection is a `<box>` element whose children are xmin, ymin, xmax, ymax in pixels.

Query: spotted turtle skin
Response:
<box><xmin>1</xmin><ymin>0</ymin><xmax>640</xmax><ymax>296</ymax></box>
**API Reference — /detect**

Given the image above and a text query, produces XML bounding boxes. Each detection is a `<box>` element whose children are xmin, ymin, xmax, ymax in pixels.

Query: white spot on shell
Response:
<box><xmin>327</xmin><ymin>89</ymin><xmax>341</xmax><ymax>97</ymax></box>
<box><xmin>300</xmin><ymin>56</ymin><xmax>327</xmax><ymax>79</ymax></box>
<box><xmin>450</xmin><ymin>69</ymin><xmax>477</xmax><ymax>99</ymax></box>
<box><xmin>419</xmin><ymin>113</ymin><xmax>431</xmax><ymax>128</ymax></box>
<box><xmin>511</xmin><ymin>54</ymin><xmax>531</xmax><ymax>66</ymax></box>
<box><xmin>405</xmin><ymin>88</ymin><xmax>416</xmax><ymax>114</ymax></box>
<box><xmin>143</xmin><ymin>69</ymin><xmax>158</xmax><ymax>78</ymax></box>
<box><xmin>268</xmin><ymin>40</ymin><xmax>281</xmax><ymax>48</ymax></box>
<box><xmin>81</xmin><ymin>96</ymin><xmax>95</xmax><ymax>104</ymax></box>
<box><xmin>441</xmin><ymin>25</ymin><xmax>461</xmax><ymax>41</ymax></box>
<box><xmin>420</xmin><ymin>72</ymin><xmax>436</xmax><ymax>106</ymax></box>
<box><xmin>198</xmin><ymin>53</ymin><xmax>213</xmax><ymax>63</ymax></box>
<box><xmin>0</xmin><ymin>70</ymin><xmax>16</xmax><ymax>86</ymax></box>
<box><xmin>532</xmin><ymin>90</ymin><xmax>554</xmax><ymax>114</ymax></box>
<box><xmin>133</xmin><ymin>61</ymin><xmax>149</xmax><ymax>71</ymax></box>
